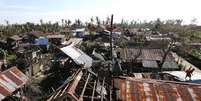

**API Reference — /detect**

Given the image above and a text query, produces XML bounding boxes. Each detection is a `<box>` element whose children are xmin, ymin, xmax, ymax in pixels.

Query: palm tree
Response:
<box><xmin>90</xmin><ymin>17</ymin><xmax>94</xmax><ymax>24</ymax></box>
<box><xmin>96</xmin><ymin>16</ymin><xmax>100</xmax><ymax>26</ymax></box>
<box><xmin>77</xmin><ymin>19</ymin><xmax>81</xmax><ymax>26</ymax></box>
<box><xmin>67</xmin><ymin>20</ymin><xmax>71</xmax><ymax>27</ymax></box>
<box><xmin>40</xmin><ymin>19</ymin><xmax>43</xmax><ymax>25</ymax></box>
<box><xmin>61</xmin><ymin>19</ymin><xmax>64</xmax><ymax>27</ymax></box>
<box><xmin>106</xmin><ymin>16</ymin><xmax>110</xmax><ymax>25</ymax></box>
<box><xmin>64</xmin><ymin>20</ymin><xmax>68</xmax><ymax>27</ymax></box>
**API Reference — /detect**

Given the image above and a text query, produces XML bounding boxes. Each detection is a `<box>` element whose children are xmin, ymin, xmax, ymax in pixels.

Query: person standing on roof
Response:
<box><xmin>185</xmin><ymin>66</ymin><xmax>195</xmax><ymax>81</ymax></box>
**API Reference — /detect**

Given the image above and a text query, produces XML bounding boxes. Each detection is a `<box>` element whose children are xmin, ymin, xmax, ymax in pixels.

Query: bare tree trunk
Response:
<box><xmin>159</xmin><ymin>40</ymin><xmax>174</xmax><ymax>72</ymax></box>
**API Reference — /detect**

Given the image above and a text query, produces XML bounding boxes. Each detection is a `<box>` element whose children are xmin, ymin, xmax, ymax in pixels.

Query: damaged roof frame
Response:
<box><xmin>48</xmin><ymin>69</ymin><xmax>103</xmax><ymax>101</ymax></box>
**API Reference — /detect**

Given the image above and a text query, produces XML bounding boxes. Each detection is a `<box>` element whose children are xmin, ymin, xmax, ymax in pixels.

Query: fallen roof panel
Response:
<box><xmin>113</xmin><ymin>76</ymin><xmax>201</xmax><ymax>101</ymax></box>
<box><xmin>0</xmin><ymin>67</ymin><xmax>28</xmax><ymax>100</ymax></box>
<box><xmin>60</xmin><ymin>45</ymin><xmax>93</xmax><ymax>68</ymax></box>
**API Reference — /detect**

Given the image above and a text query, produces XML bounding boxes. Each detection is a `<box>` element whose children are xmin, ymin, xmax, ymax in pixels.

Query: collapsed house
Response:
<box><xmin>0</xmin><ymin>66</ymin><xmax>29</xmax><ymax>101</ymax></box>
<box><xmin>14</xmin><ymin>44</ymin><xmax>46</xmax><ymax>76</ymax></box>
<box><xmin>48</xmin><ymin>45</ymin><xmax>110</xmax><ymax>101</ymax></box>
<box><xmin>7</xmin><ymin>35</ymin><xmax>23</xmax><ymax>50</ymax></box>
<box><xmin>47</xmin><ymin>69</ymin><xmax>107</xmax><ymax>101</ymax></box>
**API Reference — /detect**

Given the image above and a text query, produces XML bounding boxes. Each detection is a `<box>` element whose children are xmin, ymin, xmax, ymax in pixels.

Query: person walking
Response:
<box><xmin>185</xmin><ymin>67</ymin><xmax>195</xmax><ymax>81</ymax></box>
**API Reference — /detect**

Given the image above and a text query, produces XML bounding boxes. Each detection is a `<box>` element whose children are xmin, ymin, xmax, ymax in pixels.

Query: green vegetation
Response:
<box><xmin>191</xmin><ymin>49</ymin><xmax>201</xmax><ymax>60</ymax></box>
<box><xmin>6</xmin><ymin>54</ymin><xmax>16</xmax><ymax>64</ymax></box>
<box><xmin>192</xmin><ymin>31</ymin><xmax>201</xmax><ymax>39</ymax></box>
<box><xmin>127</xmin><ymin>36</ymin><xmax>145</xmax><ymax>47</ymax></box>
<box><xmin>82</xmin><ymin>40</ymin><xmax>96</xmax><ymax>53</ymax></box>
<box><xmin>0</xmin><ymin>48</ymin><xmax>16</xmax><ymax>64</ymax></box>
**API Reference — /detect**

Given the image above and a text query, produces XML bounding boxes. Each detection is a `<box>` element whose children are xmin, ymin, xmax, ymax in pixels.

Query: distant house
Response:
<box><xmin>7</xmin><ymin>35</ymin><xmax>23</xmax><ymax>50</ymax></box>
<box><xmin>60</xmin><ymin>27</ymin><xmax>71</xmax><ymax>34</ymax></box>
<box><xmin>113</xmin><ymin>27</ymin><xmax>122</xmax><ymax>35</ymax></box>
<box><xmin>28</xmin><ymin>32</ymin><xmax>49</xmax><ymax>45</ymax></box>
<box><xmin>28</xmin><ymin>32</ymin><xmax>66</xmax><ymax>46</ymax></box>
<box><xmin>117</xmin><ymin>48</ymin><xmax>179</xmax><ymax>72</ymax></box>
<box><xmin>47</xmin><ymin>34</ymin><xmax>65</xmax><ymax>45</ymax></box>
<box><xmin>72</xmin><ymin>28</ymin><xmax>86</xmax><ymax>37</ymax></box>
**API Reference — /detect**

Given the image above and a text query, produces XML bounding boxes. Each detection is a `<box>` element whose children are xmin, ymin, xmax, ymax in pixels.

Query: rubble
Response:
<box><xmin>0</xmin><ymin>15</ymin><xmax>201</xmax><ymax>101</ymax></box>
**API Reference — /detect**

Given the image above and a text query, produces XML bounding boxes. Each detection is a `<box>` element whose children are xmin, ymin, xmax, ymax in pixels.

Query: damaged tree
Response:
<box><xmin>159</xmin><ymin>35</ymin><xmax>176</xmax><ymax>72</ymax></box>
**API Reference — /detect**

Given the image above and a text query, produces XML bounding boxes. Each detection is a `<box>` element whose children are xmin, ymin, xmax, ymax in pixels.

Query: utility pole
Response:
<box><xmin>110</xmin><ymin>14</ymin><xmax>116</xmax><ymax>101</ymax></box>
<box><xmin>110</xmin><ymin>14</ymin><xmax>114</xmax><ymax>69</ymax></box>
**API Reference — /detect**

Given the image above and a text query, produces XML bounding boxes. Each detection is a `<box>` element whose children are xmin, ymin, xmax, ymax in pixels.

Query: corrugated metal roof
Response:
<box><xmin>0</xmin><ymin>66</ymin><xmax>28</xmax><ymax>100</ymax></box>
<box><xmin>46</xmin><ymin>35</ymin><xmax>65</xmax><ymax>39</ymax></box>
<box><xmin>142</xmin><ymin>60</ymin><xmax>158</xmax><ymax>68</ymax></box>
<box><xmin>118</xmin><ymin>48</ymin><xmax>174</xmax><ymax>62</ymax></box>
<box><xmin>62</xmin><ymin>38</ymin><xmax>83</xmax><ymax>46</ymax></box>
<box><xmin>162</xmin><ymin>61</ymin><xmax>179</xmax><ymax>69</ymax></box>
<box><xmin>60</xmin><ymin>45</ymin><xmax>93</xmax><ymax>68</ymax></box>
<box><xmin>113</xmin><ymin>77</ymin><xmax>201</xmax><ymax>101</ymax></box>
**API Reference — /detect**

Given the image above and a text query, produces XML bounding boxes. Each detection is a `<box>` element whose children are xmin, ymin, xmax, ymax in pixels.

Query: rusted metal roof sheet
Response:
<box><xmin>66</xmin><ymin>70</ymin><xmax>83</xmax><ymax>101</ymax></box>
<box><xmin>118</xmin><ymin>48</ymin><xmax>174</xmax><ymax>62</ymax></box>
<box><xmin>113</xmin><ymin>76</ymin><xmax>201</xmax><ymax>101</ymax></box>
<box><xmin>62</xmin><ymin>38</ymin><xmax>83</xmax><ymax>46</ymax></box>
<box><xmin>0</xmin><ymin>66</ymin><xmax>28</xmax><ymax>100</ymax></box>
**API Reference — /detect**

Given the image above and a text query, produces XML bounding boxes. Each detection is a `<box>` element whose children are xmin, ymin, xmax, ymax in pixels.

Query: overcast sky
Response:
<box><xmin>0</xmin><ymin>0</ymin><xmax>201</xmax><ymax>24</ymax></box>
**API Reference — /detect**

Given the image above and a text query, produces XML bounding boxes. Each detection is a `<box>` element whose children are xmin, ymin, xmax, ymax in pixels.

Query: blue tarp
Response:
<box><xmin>35</xmin><ymin>37</ymin><xmax>49</xmax><ymax>45</ymax></box>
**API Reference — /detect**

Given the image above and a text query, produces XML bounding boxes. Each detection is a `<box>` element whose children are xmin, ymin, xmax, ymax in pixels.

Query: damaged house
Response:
<box><xmin>117</xmin><ymin>48</ymin><xmax>179</xmax><ymax>72</ymax></box>
<box><xmin>6</xmin><ymin>35</ymin><xmax>23</xmax><ymax>50</ymax></box>
<box><xmin>47</xmin><ymin>44</ymin><xmax>110</xmax><ymax>101</ymax></box>
<box><xmin>15</xmin><ymin>44</ymin><xmax>44</xmax><ymax>76</ymax></box>
<box><xmin>47</xmin><ymin>34</ymin><xmax>66</xmax><ymax>46</ymax></box>
<box><xmin>47</xmin><ymin>68</ymin><xmax>108</xmax><ymax>101</ymax></box>
<box><xmin>28</xmin><ymin>32</ymin><xmax>66</xmax><ymax>51</ymax></box>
